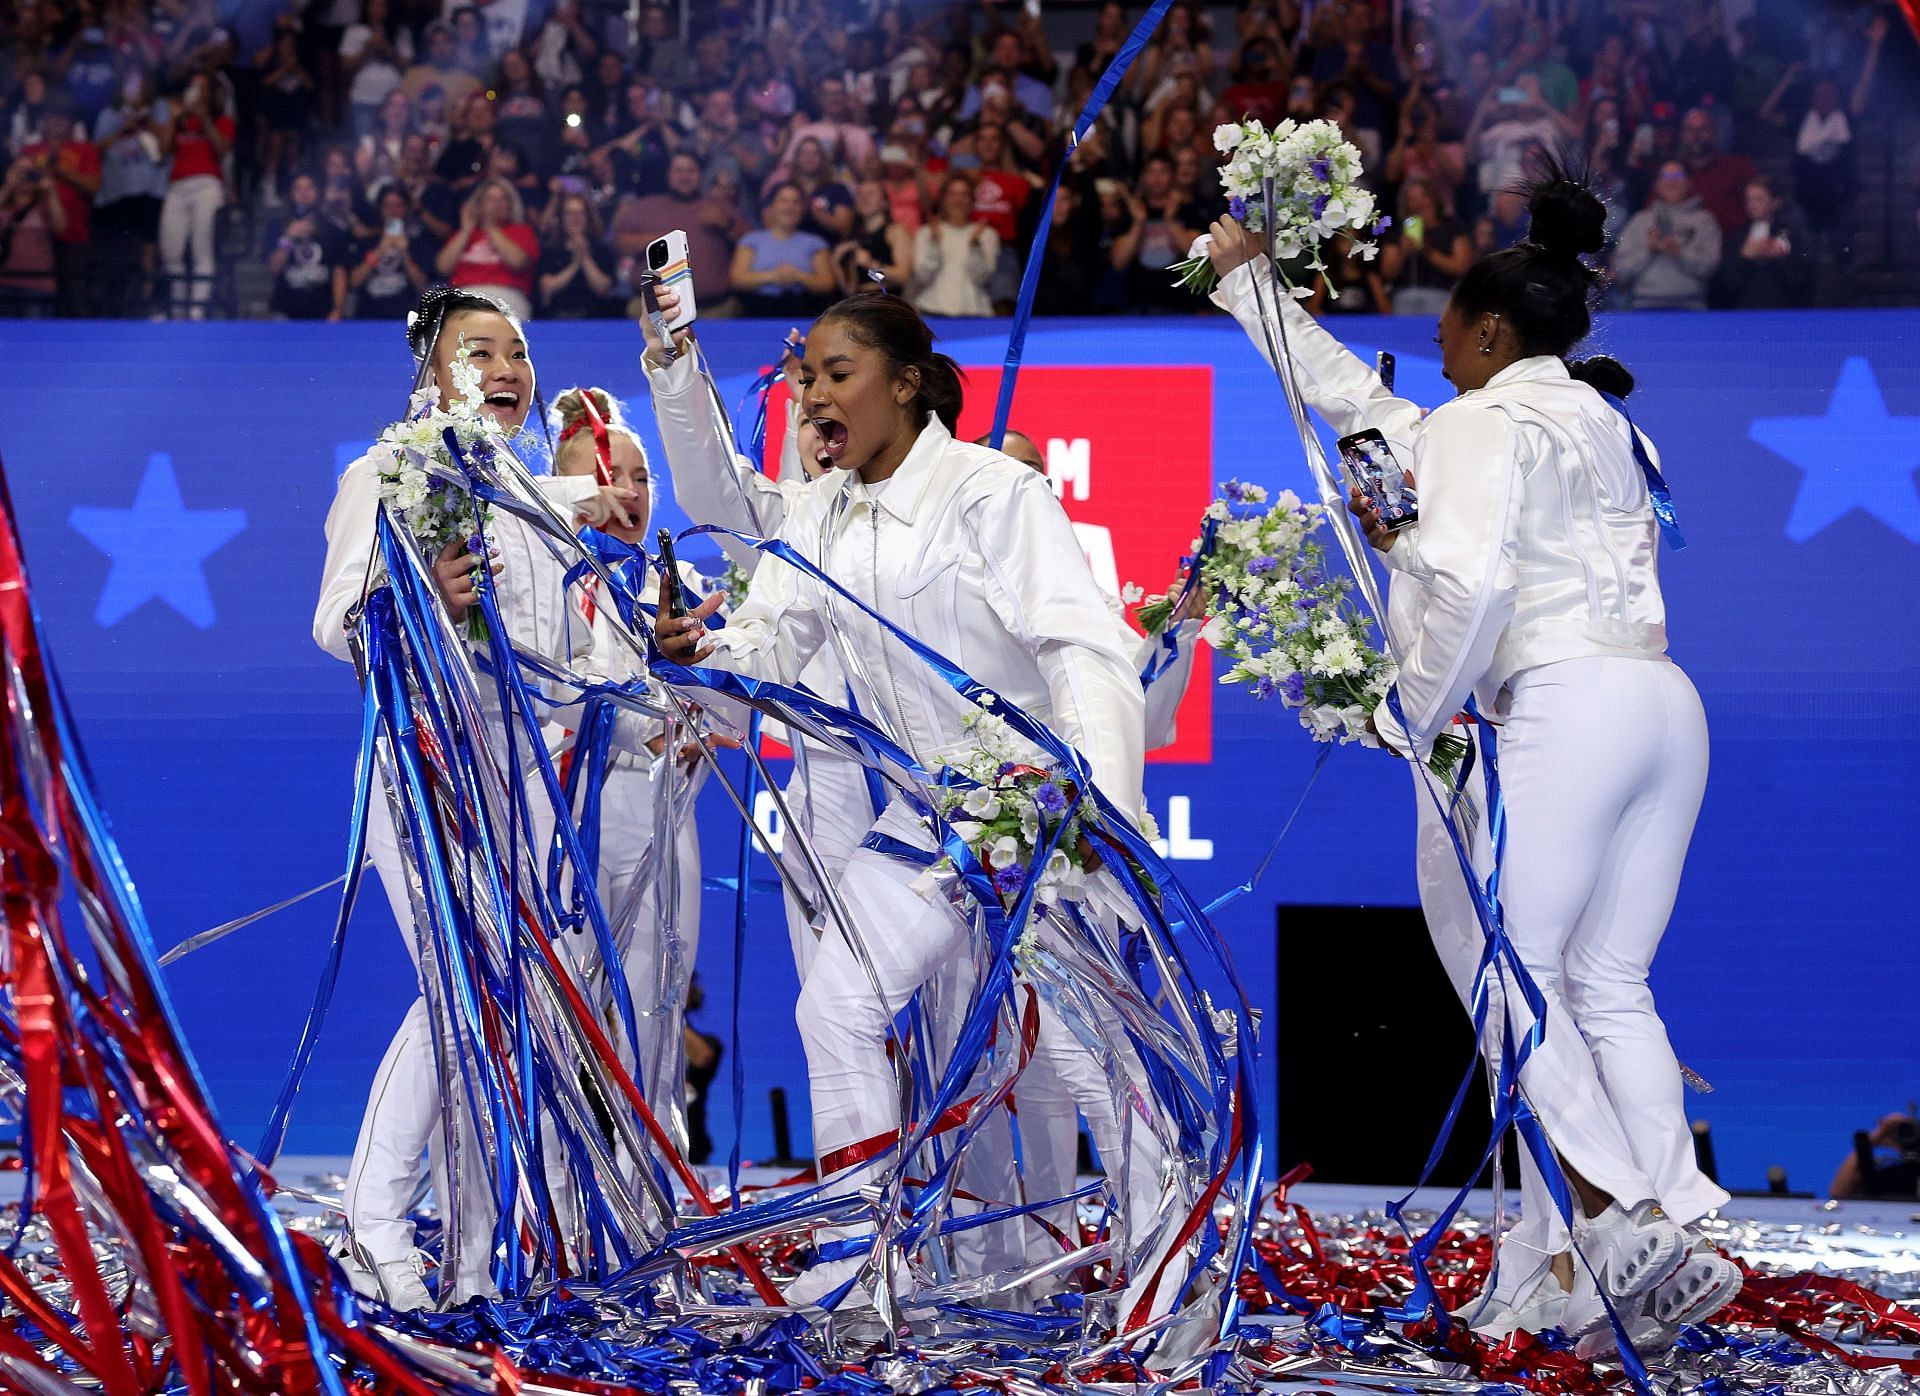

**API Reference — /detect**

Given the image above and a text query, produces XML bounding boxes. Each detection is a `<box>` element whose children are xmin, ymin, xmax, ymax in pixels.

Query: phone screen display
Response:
<box><xmin>1337</xmin><ymin>429</ymin><xmax>1418</xmax><ymax>531</ymax></box>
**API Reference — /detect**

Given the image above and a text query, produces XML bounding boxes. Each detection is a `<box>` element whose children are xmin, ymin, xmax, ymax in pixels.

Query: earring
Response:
<box><xmin>1480</xmin><ymin>342</ymin><xmax>1493</xmax><ymax>355</ymax></box>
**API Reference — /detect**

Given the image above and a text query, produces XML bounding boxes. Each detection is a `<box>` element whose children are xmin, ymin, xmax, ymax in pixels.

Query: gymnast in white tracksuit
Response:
<box><xmin>545</xmin><ymin>385</ymin><xmax>714</xmax><ymax>1150</ymax></box>
<box><xmin>655</xmin><ymin>294</ymin><xmax>1175</xmax><ymax>1311</ymax></box>
<box><xmin>1206</xmin><ymin>173</ymin><xmax>1739</xmax><ymax>1358</ymax></box>
<box><xmin>313</xmin><ymin>289</ymin><xmax>641</xmax><ymax>1309</ymax></box>
<box><xmin>636</xmin><ymin>307</ymin><xmax>876</xmax><ymax>985</ymax></box>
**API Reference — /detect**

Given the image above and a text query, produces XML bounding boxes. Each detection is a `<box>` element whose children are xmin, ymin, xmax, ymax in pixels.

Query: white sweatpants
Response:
<box><xmin>1495</xmin><ymin>656</ymin><xmax>1727</xmax><ymax>1224</ymax></box>
<box><xmin>1411</xmin><ymin>737</ymin><xmax>1567</xmax><ymax>1282</ymax></box>
<box><xmin>776</xmin><ymin>738</ymin><xmax>873</xmax><ymax>984</ymax></box>
<box><xmin>159</xmin><ymin>174</ymin><xmax>222</xmax><ymax>316</ymax></box>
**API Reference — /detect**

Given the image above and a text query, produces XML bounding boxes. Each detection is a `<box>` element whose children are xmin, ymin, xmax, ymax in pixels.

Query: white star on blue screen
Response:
<box><xmin>1749</xmin><ymin>357</ymin><xmax>1920</xmax><ymax>544</ymax></box>
<box><xmin>69</xmin><ymin>455</ymin><xmax>248</xmax><ymax>627</ymax></box>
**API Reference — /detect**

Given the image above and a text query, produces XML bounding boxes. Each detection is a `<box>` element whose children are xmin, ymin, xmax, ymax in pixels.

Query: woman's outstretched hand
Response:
<box><xmin>654</xmin><ymin>565</ymin><xmax>722</xmax><ymax>663</ymax></box>
<box><xmin>1207</xmin><ymin>215</ymin><xmax>1260</xmax><ymax>279</ymax></box>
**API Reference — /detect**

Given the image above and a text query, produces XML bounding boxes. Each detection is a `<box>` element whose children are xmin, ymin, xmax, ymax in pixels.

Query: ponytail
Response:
<box><xmin>813</xmin><ymin>290</ymin><xmax>966</xmax><ymax>433</ymax></box>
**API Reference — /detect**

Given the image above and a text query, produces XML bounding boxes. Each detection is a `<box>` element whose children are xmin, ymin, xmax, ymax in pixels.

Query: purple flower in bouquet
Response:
<box><xmin>1033</xmin><ymin>780</ymin><xmax>1069</xmax><ymax>818</ymax></box>
<box><xmin>1222</xmin><ymin>480</ymin><xmax>1251</xmax><ymax>504</ymax></box>
<box><xmin>1311</xmin><ymin>192</ymin><xmax>1330</xmax><ymax>219</ymax></box>
<box><xmin>993</xmin><ymin>863</ymin><xmax>1027</xmax><ymax>897</ymax></box>
<box><xmin>1228</xmin><ymin>194</ymin><xmax>1248</xmax><ymax>222</ymax></box>
<box><xmin>998</xmin><ymin>761</ymin><xmax>1018</xmax><ymax>777</ymax></box>
<box><xmin>1310</xmin><ymin>155</ymin><xmax>1332</xmax><ymax>182</ymax></box>
<box><xmin>1248</xmin><ymin>554</ymin><xmax>1280</xmax><ymax>576</ymax></box>
<box><xmin>1254</xmin><ymin>675</ymin><xmax>1277</xmax><ymax>700</ymax></box>
<box><xmin>1281</xmin><ymin>672</ymin><xmax>1307</xmax><ymax>704</ymax></box>
<box><xmin>1294</xmin><ymin>596</ymin><xmax>1317</xmax><ymax>612</ymax></box>
<box><xmin>467</xmin><ymin>534</ymin><xmax>486</xmax><ymax>554</ymax></box>
<box><xmin>1372</xmin><ymin>215</ymin><xmax>1393</xmax><ymax>236</ymax></box>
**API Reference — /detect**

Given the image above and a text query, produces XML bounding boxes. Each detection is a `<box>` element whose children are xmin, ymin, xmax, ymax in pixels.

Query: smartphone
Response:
<box><xmin>644</xmin><ymin>229</ymin><xmax>697</xmax><ymax>331</ymax></box>
<box><xmin>1402</xmin><ymin>213</ymin><xmax>1425</xmax><ymax>247</ymax></box>
<box><xmin>1024</xmin><ymin>0</ymin><xmax>1042</xmax><ymax>15</ymax></box>
<box><xmin>1337</xmin><ymin>428</ymin><xmax>1418</xmax><ymax>531</ymax></box>
<box><xmin>656</xmin><ymin>528</ymin><xmax>687</xmax><ymax>619</ymax></box>
<box><xmin>1498</xmin><ymin>85</ymin><xmax>1527</xmax><ymax>104</ymax></box>
<box><xmin>384</xmin><ymin>217</ymin><xmax>406</xmax><ymax>238</ymax></box>
<box><xmin>1375</xmin><ymin>350</ymin><xmax>1396</xmax><ymax>393</ymax></box>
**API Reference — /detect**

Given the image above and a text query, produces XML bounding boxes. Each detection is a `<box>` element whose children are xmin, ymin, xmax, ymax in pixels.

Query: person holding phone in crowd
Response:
<box><xmin>1204</xmin><ymin>166</ymin><xmax>1739</xmax><ymax>1358</ymax></box>
<box><xmin>436</xmin><ymin>175</ymin><xmax>539</xmax><ymax>318</ymax></box>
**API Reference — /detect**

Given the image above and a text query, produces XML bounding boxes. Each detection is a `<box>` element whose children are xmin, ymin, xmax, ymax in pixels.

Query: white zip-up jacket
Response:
<box><xmin>705</xmin><ymin>415</ymin><xmax>1147</xmax><ymax>823</ymax></box>
<box><xmin>1214</xmin><ymin>257</ymin><xmax>1671</xmax><ymax>757</ymax></box>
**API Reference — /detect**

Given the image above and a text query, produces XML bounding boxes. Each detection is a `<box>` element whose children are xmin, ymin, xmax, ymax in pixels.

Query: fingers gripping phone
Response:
<box><xmin>656</xmin><ymin>527</ymin><xmax>688</xmax><ymax>619</ymax></box>
<box><xmin>644</xmin><ymin>228</ymin><xmax>697</xmax><ymax>330</ymax></box>
<box><xmin>1337</xmin><ymin>428</ymin><xmax>1418</xmax><ymax>531</ymax></box>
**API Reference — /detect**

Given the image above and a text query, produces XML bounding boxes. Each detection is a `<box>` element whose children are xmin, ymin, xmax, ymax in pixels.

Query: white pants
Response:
<box><xmin>159</xmin><ymin>174</ymin><xmax>222</xmax><ymax>316</ymax></box>
<box><xmin>776</xmin><ymin>739</ymin><xmax>873</xmax><ymax>984</ymax></box>
<box><xmin>1495</xmin><ymin>657</ymin><xmax>1728</xmax><ymax>1225</ymax></box>
<box><xmin>1411</xmin><ymin>738</ymin><xmax>1567</xmax><ymax>1283</ymax></box>
<box><xmin>345</xmin><ymin>784</ymin><xmax>569</xmax><ymax>1302</ymax></box>
<box><xmin>600</xmin><ymin>755</ymin><xmax>701</xmax><ymax>1145</ymax></box>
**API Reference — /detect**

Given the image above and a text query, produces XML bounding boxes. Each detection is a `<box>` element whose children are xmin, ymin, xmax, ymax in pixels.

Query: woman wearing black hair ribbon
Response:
<box><xmin>1206</xmin><ymin>170</ymin><xmax>1738</xmax><ymax>1361</ymax></box>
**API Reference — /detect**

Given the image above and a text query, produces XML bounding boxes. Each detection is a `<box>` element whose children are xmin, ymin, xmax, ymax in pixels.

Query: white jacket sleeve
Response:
<box><xmin>1136</xmin><ymin>617</ymin><xmax>1203</xmax><ymax>752</ymax></box>
<box><xmin>649</xmin><ymin>350</ymin><xmax>791</xmax><ymax>571</ymax></box>
<box><xmin>1371</xmin><ymin>401</ymin><xmax>1522</xmax><ymax>758</ymax></box>
<box><xmin>1212</xmin><ymin>255</ymin><xmax>1424</xmax><ymax>457</ymax></box>
<box><xmin>703</xmin><ymin>501</ymin><xmax>830</xmax><ymax>688</ymax></box>
<box><xmin>973</xmin><ymin>472</ymin><xmax>1147</xmax><ymax>821</ymax></box>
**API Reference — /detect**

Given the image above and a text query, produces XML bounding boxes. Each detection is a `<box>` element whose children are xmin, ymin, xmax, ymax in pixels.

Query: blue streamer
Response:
<box><xmin>1600</xmin><ymin>390</ymin><xmax>1686</xmax><ymax>550</ymax></box>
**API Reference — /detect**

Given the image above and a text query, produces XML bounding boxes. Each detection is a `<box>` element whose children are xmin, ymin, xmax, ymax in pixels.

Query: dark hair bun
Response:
<box><xmin>1565</xmin><ymin>355</ymin><xmax>1636</xmax><ymax>400</ymax></box>
<box><xmin>1527</xmin><ymin>179</ymin><xmax>1607</xmax><ymax>261</ymax></box>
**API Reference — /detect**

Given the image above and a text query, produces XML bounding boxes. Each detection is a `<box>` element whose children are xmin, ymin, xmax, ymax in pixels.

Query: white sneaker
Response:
<box><xmin>1562</xmin><ymin>1266</ymin><xmax>1671</xmax><ymax>1363</ymax></box>
<box><xmin>1574</xmin><ymin>1200</ymin><xmax>1686</xmax><ymax>1302</ymax></box>
<box><xmin>1649</xmin><ymin>1250</ymin><xmax>1742</xmax><ymax>1328</ymax></box>
<box><xmin>1468</xmin><ymin>1269</ymin><xmax>1568</xmax><ymax>1338</ymax></box>
<box><xmin>374</xmin><ymin>1257</ymin><xmax>435</xmax><ymax>1312</ymax></box>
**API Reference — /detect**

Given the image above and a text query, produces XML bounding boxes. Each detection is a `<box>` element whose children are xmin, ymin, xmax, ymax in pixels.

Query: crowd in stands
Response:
<box><xmin>0</xmin><ymin>0</ymin><xmax>1906</xmax><ymax>320</ymax></box>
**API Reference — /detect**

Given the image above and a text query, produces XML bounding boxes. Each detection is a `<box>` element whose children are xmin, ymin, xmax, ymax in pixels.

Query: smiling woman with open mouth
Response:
<box><xmin>656</xmin><ymin>291</ymin><xmax>1197</xmax><ymax>1318</ymax></box>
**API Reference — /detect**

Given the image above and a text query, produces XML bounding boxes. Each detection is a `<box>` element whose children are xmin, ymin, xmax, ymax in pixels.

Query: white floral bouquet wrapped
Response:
<box><xmin>1186</xmin><ymin>481</ymin><xmax>1468</xmax><ymax>779</ymax></box>
<box><xmin>1172</xmin><ymin>117</ymin><xmax>1390</xmax><ymax>298</ymax></box>
<box><xmin>929</xmin><ymin>706</ymin><xmax>1101</xmax><ymax>922</ymax></box>
<box><xmin>374</xmin><ymin>346</ymin><xmax>503</xmax><ymax>640</ymax></box>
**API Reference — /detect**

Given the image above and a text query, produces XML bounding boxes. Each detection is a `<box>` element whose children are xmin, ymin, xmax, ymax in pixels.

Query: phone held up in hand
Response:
<box><xmin>1337</xmin><ymin>428</ymin><xmax>1418</xmax><ymax>531</ymax></box>
<box><xmin>1375</xmin><ymin>349</ymin><xmax>1396</xmax><ymax>392</ymax></box>
<box><xmin>643</xmin><ymin>228</ymin><xmax>697</xmax><ymax>330</ymax></box>
<box><xmin>656</xmin><ymin>528</ymin><xmax>688</xmax><ymax>619</ymax></box>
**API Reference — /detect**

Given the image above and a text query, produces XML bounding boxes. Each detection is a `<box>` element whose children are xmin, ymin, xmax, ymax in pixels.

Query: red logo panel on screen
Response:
<box><xmin>766</xmin><ymin>365</ymin><xmax>1214</xmax><ymax>763</ymax></box>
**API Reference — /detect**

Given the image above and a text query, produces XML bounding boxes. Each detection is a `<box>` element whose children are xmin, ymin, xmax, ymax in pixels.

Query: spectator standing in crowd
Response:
<box><xmin>157</xmin><ymin>71</ymin><xmax>232</xmax><ymax>318</ymax></box>
<box><xmin>64</xmin><ymin>20</ymin><xmax>122</xmax><ymax>131</ymax></box>
<box><xmin>611</xmin><ymin>149</ymin><xmax>740</xmax><ymax>317</ymax></box>
<box><xmin>1467</xmin><ymin>75</ymin><xmax>1570</xmax><ymax>205</ymax></box>
<box><xmin>340</xmin><ymin>0</ymin><xmax>413</xmax><ymax>138</ymax></box>
<box><xmin>832</xmin><ymin>177</ymin><xmax>913</xmax><ymax>297</ymax></box>
<box><xmin>782</xmin><ymin>78</ymin><xmax>878</xmax><ymax>175</ymax></box>
<box><xmin>493</xmin><ymin>50</ymin><xmax>551</xmax><ymax>175</ymax></box>
<box><xmin>780</xmin><ymin>137</ymin><xmax>856</xmax><ymax>246</ymax></box>
<box><xmin>602</xmin><ymin>78</ymin><xmax>677</xmax><ymax>200</ymax></box>
<box><xmin>436</xmin><ymin>92</ymin><xmax>499</xmax><ymax>198</ymax></box>
<box><xmin>354</xmin><ymin>89</ymin><xmax>414</xmax><ymax>198</ymax></box>
<box><xmin>265</xmin><ymin>170</ymin><xmax>349</xmax><ymax>321</ymax></box>
<box><xmin>876</xmin><ymin>141</ymin><xmax>928</xmax><ymax>238</ymax></box>
<box><xmin>959</xmin><ymin>31</ymin><xmax>1054</xmax><ymax>125</ymax></box>
<box><xmin>349</xmin><ymin>181</ymin><xmax>433</xmax><ymax>319</ymax></box>
<box><xmin>686</xmin><ymin>89</ymin><xmax>776</xmax><ymax>219</ymax></box>
<box><xmin>1614</xmin><ymin>161</ymin><xmax>1724</xmax><ymax>310</ymax></box>
<box><xmin>1126</xmin><ymin>150</ymin><xmax>1205</xmax><ymax>314</ymax></box>
<box><xmin>0</xmin><ymin>145</ymin><xmax>62</xmax><ymax>311</ymax></box>
<box><xmin>911</xmin><ymin>171</ymin><xmax>997</xmax><ymax>317</ymax></box>
<box><xmin>1218</xmin><ymin>36</ymin><xmax>1291</xmax><ymax>129</ymax></box>
<box><xmin>435</xmin><ymin>175</ymin><xmax>537</xmax><ymax>318</ymax></box>
<box><xmin>94</xmin><ymin>76</ymin><xmax>171</xmax><ymax>315</ymax></box>
<box><xmin>730</xmin><ymin>180</ymin><xmax>833</xmax><ymax>317</ymax></box>
<box><xmin>537</xmin><ymin>189</ymin><xmax>617</xmax><ymax>318</ymax></box>
<box><xmin>402</xmin><ymin>22</ymin><xmax>480</xmax><ymax>113</ymax></box>
<box><xmin>1131</xmin><ymin>2</ymin><xmax>1216</xmax><ymax>108</ymax></box>
<box><xmin>257</xmin><ymin>24</ymin><xmax>317</xmax><ymax>206</ymax></box>
<box><xmin>1385</xmin><ymin>89</ymin><xmax>1465</xmax><ymax>210</ymax></box>
<box><xmin>1716</xmin><ymin>173</ymin><xmax>1815</xmax><ymax>308</ymax></box>
<box><xmin>1378</xmin><ymin>176</ymin><xmax>1471</xmax><ymax>317</ymax></box>
<box><xmin>532</xmin><ymin>0</ymin><xmax>599</xmax><ymax>92</ymax></box>
<box><xmin>1676</xmin><ymin>106</ymin><xmax>1756</xmax><ymax>242</ymax></box>
<box><xmin>17</xmin><ymin>111</ymin><xmax>99</xmax><ymax>318</ymax></box>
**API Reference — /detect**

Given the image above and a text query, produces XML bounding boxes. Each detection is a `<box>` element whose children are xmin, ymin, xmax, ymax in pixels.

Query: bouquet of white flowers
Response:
<box><xmin>374</xmin><ymin>345</ymin><xmax>504</xmax><ymax>641</ymax></box>
<box><xmin>929</xmin><ymin>706</ymin><xmax>1102</xmax><ymax>928</ymax></box>
<box><xmin>1171</xmin><ymin>117</ymin><xmax>1390</xmax><ymax>298</ymax></box>
<box><xmin>1183</xmin><ymin>481</ymin><xmax>1468</xmax><ymax>781</ymax></box>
